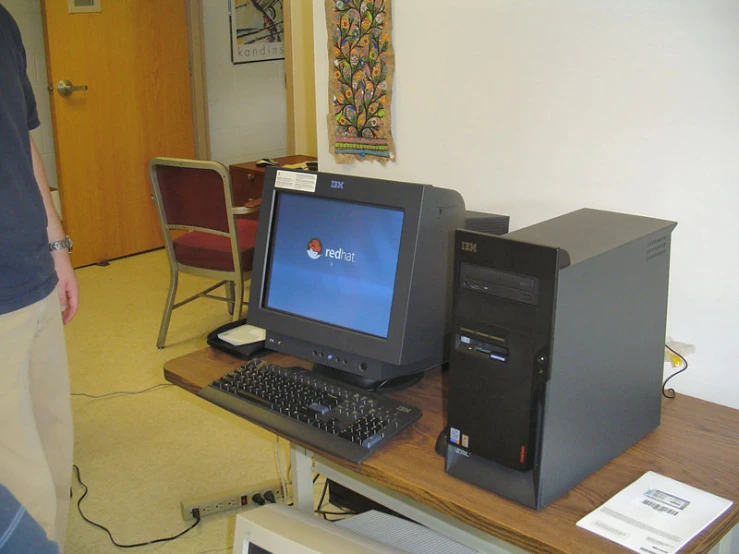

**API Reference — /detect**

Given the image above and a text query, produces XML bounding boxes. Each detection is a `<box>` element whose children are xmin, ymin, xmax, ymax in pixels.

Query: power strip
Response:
<box><xmin>180</xmin><ymin>479</ymin><xmax>283</xmax><ymax>520</ymax></box>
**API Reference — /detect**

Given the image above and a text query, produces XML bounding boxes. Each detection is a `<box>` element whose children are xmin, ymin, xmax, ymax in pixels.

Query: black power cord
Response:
<box><xmin>72</xmin><ymin>465</ymin><xmax>200</xmax><ymax>548</ymax></box>
<box><xmin>314</xmin><ymin>478</ymin><xmax>356</xmax><ymax>521</ymax></box>
<box><xmin>662</xmin><ymin>344</ymin><xmax>689</xmax><ymax>399</ymax></box>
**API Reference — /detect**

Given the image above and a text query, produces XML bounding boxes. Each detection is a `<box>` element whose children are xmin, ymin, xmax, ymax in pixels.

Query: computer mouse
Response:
<box><xmin>435</xmin><ymin>426</ymin><xmax>449</xmax><ymax>457</ymax></box>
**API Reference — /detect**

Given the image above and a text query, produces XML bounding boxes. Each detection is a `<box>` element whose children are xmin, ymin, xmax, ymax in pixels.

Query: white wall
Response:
<box><xmin>313</xmin><ymin>1</ymin><xmax>739</xmax><ymax>409</ymax></box>
<box><xmin>202</xmin><ymin>1</ymin><xmax>288</xmax><ymax>166</ymax></box>
<box><xmin>5</xmin><ymin>0</ymin><xmax>61</xmax><ymax>216</ymax></box>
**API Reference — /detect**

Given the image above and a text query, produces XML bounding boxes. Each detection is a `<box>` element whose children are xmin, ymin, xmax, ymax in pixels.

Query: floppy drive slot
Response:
<box><xmin>458</xmin><ymin>335</ymin><xmax>509</xmax><ymax>363</ymax></box>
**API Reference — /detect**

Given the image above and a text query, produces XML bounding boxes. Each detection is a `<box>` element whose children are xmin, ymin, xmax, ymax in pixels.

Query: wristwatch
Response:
<box><xmin>49</xmin><ymin>235</ymin><xmax>73</xmax><ymax>253</ymax></box>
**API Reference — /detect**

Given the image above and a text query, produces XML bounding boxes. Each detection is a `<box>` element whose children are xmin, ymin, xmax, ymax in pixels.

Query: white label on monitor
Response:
<box><xmin>275</xmin><ymin>170</ymin><xmax>317</xmax><ymax>192</ymax></box>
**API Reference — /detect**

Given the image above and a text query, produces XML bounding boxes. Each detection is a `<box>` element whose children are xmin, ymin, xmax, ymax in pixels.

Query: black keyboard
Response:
<box><xmin>198</xmin><ymin>358</ymin><xmax>423</xmax><ymax>464</ymax></box>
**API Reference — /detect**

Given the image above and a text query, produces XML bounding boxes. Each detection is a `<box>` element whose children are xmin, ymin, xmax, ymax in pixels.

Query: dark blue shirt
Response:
<box><xmin>0</xmin><ymin>485</ymin><xmax>60</xmax><ymax>553</ymax></box>
<box><xmin>0</xmin><ymin>5</ymin><xmax>58</xmax><ymax>314</ymax></box>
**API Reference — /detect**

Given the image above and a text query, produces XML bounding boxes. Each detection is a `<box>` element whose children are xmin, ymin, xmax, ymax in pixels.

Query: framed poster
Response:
<box><xmin>230</xmin><ymin>0</ymin><xmax>284</xmax><ymax>64</ymax></box>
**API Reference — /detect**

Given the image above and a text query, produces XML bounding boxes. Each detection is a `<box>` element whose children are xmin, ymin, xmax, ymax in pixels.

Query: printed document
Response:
<box><xmin>577</xmin><ymin>471</ymin><xmax>732</xmax><ymax>554</ymax></box>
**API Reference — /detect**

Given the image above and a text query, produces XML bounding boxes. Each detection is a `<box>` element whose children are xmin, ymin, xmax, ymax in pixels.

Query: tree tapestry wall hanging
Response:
<box><xmin>325</xmin><ymin>0</ymin><xmax>396</xmax><ymax>164</ymax></box>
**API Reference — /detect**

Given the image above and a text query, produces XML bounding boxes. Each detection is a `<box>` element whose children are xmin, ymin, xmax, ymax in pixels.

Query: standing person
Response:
<box><xmin>0</xmin><ymin>484</ymin><xmax>61</xmax><ymax>553</ymax></box>
<box><xmin>0</xmin><ymin>4</ymin><xmax>79</xmax><ymax>550</ymax></box>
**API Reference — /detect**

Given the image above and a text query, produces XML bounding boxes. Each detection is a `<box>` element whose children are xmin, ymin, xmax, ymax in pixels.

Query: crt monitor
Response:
<box><xmin>234</xmin><ymin>504</ymin><xmax>407</xmax><ymax>553</ymax></box>
<box><xmin>233</xmin><ymin>503</ymin><xmax>478</xmax><ymax>554</ymax></box>
<box><xmin>247</xmin><ymin>167</ymin><xmax>465</xmax><ymax>391</ymax></box>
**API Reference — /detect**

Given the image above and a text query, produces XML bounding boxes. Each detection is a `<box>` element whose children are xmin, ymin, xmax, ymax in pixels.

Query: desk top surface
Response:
<box><xmin>229</xmin><ymin>154</ymin><xmax>317</xmax><ymax>172</ymax></box>
<box><xmin>164</xmin><ymin>348</ymin><xmax>739</xmax><ymax>554</ymax></box>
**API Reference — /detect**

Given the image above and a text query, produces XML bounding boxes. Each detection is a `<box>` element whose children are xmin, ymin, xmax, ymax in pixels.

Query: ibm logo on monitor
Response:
<box><xmin>461</xmin><ymin>241</ymin><xmax>478</xmax><ymax>253</ymax></box>
<box><xmin>330</xmin><ymin>180</ymin><xmax>344</xmax><ymax>189</ymax></box>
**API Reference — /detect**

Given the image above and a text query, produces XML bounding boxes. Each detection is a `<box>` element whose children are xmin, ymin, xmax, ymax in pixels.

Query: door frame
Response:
<box><xmin>187</xmin><ymin>0</ymin><xmax>210</xmax><ymax>160</ymax></box>
<box><xmin>284</xmin><ymin>0</ymin><xmax>317</xmax><ymax>157</ymax></box>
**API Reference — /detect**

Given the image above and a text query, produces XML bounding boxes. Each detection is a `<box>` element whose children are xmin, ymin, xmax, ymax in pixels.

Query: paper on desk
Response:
<box><xmin>217</xmin><ymin>324</ymin><xmax>266</xmax><ymax>346</ymax></box>
<box><xmin>577</xmin><ymin>471</ymin><xmax>732</xmax><ymax>554</ymax></box>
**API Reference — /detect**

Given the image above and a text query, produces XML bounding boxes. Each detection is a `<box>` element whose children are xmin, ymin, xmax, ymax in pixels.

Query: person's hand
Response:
<box><xmin>51</xmin><ymin>250</ymin><xmax>79</xmax><ymax>324</ymax></box>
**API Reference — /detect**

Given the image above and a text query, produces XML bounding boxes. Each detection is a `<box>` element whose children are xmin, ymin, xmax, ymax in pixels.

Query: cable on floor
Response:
<box><xmin>71</xmin><ymin>383</ymin><xmax>173</xmax><ymax>399</ymax></box>
<box><xmin>72</xmin><ymin>464</ymin><xmax>200</xmax><ymax>548</ymax></box>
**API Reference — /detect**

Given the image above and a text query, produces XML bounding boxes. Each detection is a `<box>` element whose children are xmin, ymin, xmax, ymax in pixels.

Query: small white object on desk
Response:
<box><xmin>217</xmin><ymin>324</ymin><xmax>266</xmax><ymax>346</ymax></box>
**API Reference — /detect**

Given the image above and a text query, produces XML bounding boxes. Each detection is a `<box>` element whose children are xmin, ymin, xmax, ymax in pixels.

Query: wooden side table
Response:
<box><xmin>229</xmin><ymin>155</ymin><xmax>317</xmax><ymax>206</ymax></box>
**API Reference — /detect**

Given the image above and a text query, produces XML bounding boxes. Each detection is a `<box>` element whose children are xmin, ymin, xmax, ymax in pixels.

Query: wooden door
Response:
<box><xmin>42</xmin><ymin>0</ymin><xmax>196</xmax><ymax>268</ymax></box>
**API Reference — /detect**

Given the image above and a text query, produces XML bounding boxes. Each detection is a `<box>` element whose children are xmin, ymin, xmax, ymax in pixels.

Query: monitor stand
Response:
<box><xmin>310</xmin><ymin>364</ymin><xmax>424</xmax><ymax>394</ymax></box>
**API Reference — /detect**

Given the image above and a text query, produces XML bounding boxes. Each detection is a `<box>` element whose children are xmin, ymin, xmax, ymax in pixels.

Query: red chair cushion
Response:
<box><xmin>172</xmin><ymin>218</ymin><xmax>258</xmax><ymax>272</ymax></box>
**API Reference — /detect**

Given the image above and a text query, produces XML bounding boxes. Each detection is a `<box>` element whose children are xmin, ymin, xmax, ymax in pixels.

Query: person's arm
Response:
<box><xmin>30</xmin><ymin>135</ymin><xmax>79</xmax><ymax>324</ymax></box>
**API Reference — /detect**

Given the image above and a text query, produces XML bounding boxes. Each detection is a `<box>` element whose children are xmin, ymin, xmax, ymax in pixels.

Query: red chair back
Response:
<box><xmin>152</xmin><ymin>163</ymin><xmax>232</xmax><ymax>234</ymax></box>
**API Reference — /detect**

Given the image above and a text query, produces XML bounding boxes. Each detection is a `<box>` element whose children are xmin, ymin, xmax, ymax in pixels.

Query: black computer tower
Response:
<box><xmin>444</xmin><ymin>208</ymin><xmax>677</xmax><ymax>510</ymax></box>
<box><xmin>464</xmin><ymin>210</ymin><xmax>510</xmax><ymax>235</ymax></box>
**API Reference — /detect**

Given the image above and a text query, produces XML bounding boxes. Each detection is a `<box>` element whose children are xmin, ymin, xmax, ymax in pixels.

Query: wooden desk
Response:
<box><xmin>229</xmin><ymin>155</ymin><xmax>317</xmax><ymax>205</ymax></box>
<box><xmin>164</xmin><ymin>348</ymin><xmax>739</xmax><ymax>554</ymax></box>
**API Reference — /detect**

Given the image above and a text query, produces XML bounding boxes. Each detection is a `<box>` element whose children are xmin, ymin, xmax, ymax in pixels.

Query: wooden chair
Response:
<box><xmin>148</xmin><ymin>157</ymin><xmax>260</xmax><ymax>348</ymax></box>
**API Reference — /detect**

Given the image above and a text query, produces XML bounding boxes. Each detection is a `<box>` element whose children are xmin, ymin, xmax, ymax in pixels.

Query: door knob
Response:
<box><xmin>56</xmin><ymin>79</ymin><xmax>88</xmax><ymax>97</ymax></box>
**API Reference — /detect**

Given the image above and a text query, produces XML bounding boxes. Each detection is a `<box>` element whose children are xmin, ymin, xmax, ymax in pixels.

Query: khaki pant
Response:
<box><xmin>0</xmin><ymin>289</ymin><xmax>73</xmax><ymax>549</ymax></box>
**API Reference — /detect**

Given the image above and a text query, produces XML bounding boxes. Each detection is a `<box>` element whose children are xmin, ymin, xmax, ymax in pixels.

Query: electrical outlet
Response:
<box><xmin>665</xmin><ymin>338</ymin><xmax>696</xmax><ymax>366</ymax></box>
<box><xmin>180</xmin><ymin>479</ymin><xmax>283</xmax><ymax>520</ymax></box>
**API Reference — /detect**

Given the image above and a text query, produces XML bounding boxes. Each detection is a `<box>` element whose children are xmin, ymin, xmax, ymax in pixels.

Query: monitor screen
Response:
<box><xmin>264</xmin><ymin>193</ymin><xmax>404</xmax><ymax>339</ymax></box>
<box><xmin>248</xmin><ymin>168</ymin><xmax>466</xmax><ymax>390</ymax></box>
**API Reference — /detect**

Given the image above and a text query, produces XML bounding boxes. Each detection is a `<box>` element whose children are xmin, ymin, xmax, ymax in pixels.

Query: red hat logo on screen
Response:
<box><xmin>306</xmin><ymin>238</ymin><xmax>323</xmax><ymax>260</ymax></box>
